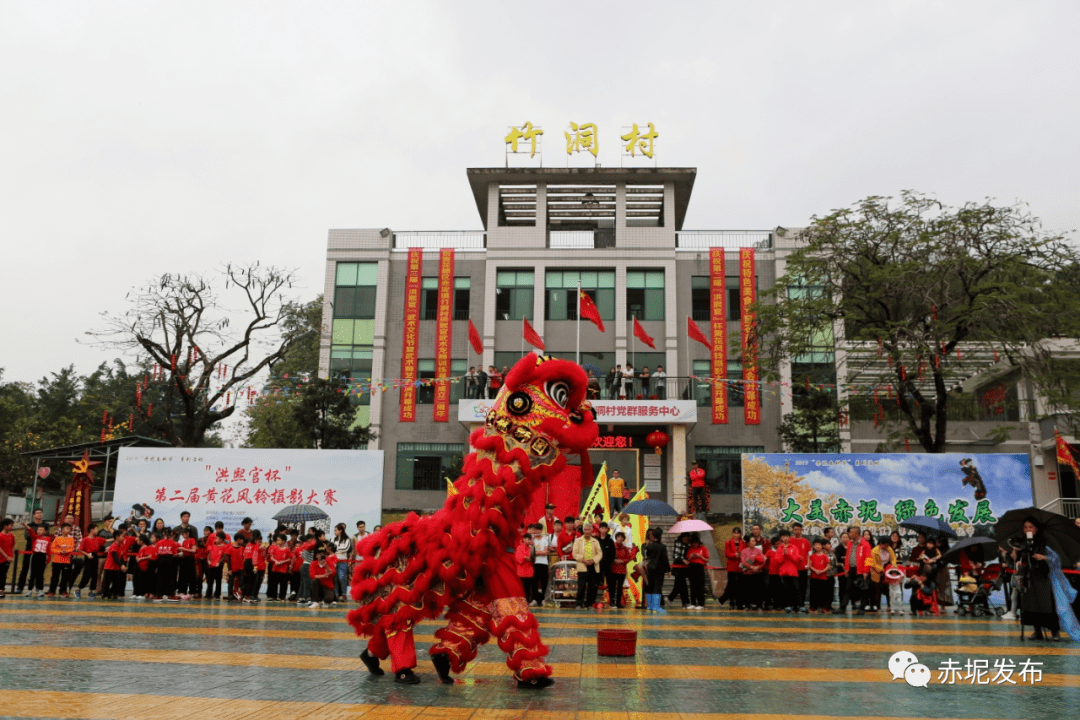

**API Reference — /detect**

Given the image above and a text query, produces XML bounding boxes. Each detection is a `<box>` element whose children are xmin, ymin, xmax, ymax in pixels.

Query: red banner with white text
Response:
<box><xmin>399</xmin><ymin>248</ymin><xmax>422</xmax><ymax>422</ymax></box>
<box><xmin>740</xmin><ymin>248</ymin><xmax>761</xmax><ymax>424</ymax></box>
<box><xmin>434</xmin><ymin>249</ymin><xmax>455</xmax><ymax>422</ymax></box>
<box><xmin>710</xmin><ymin>248</ymin><xmax>728</xmax><ymax>424</ymax></box>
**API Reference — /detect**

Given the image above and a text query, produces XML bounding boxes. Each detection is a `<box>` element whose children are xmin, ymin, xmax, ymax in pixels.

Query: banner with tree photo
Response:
<box><xmin>741</xmin><ymin>453</ymin><xmax>1032</xmax><ymax>556</ymax></box>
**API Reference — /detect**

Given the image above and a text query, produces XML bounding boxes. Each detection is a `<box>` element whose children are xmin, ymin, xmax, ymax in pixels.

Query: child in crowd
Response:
<box><xmin>24</xmin><ymin>523</ymin><xmax>53</xmax><ymax>597</ymax></box>
<box><xmin>134</xmin><ymin>535</ymin><xmax>156</xmax><ymax>599</ymax></box>
<box><xmin>102</xmin><ymin>530</ymin><xmax>128</xmax><ymax>600</ymax></box>
<box><xmin>46</xmin><ymin>524</ymin><xmax>77</xmax><ymax>597</ymax></box>
<box><xmin>155</xmin><ymin>529</ymin><xmax>180</xmax><ymax>601</ymax></box>
<box><xmin>776</xmin><ymin>530</ymin><xmax>802</xmax><ymax>613</ymax></box>
<box><xmin>206</xmin><ymin>531</ymin><xmax>228</xmax><ymax>600</ymax></box>
<box><xmin>686</xmin><ymin>533</ymin><xmax>710</xmax><ymax>610</ymax></box>
<box><xmin>515</xmin><ymin>533</ymin><xmax>535</xmax><ymax>604</ymax></box>
<box><xmin>295</xmin><ymin>531</ymin><xmax>319</xmax><ymax>605</ymax></box>
<box><xmin>177</xmin><ymin>528</ymin><xmax>199</xmax><ymax>598</ymax></box>
<box><xmin>0</xmin><ymin>518</ymin><xmax>15</xmax><ymax>599</ymax></box>
<box><xmin>243</xmin><ymin>530</ymin><xmax>265</xmax><ymax>603</ymax></box>
<box><xmin>267</xmin><ymin>533</ymin><xmax>292</xmax><ymax>601</ymax></box>
<box><xmin>808</xmin><ymin>538</ymin><xmax>834</xmax><ymax>613</ymax></box>
<box><xmin>227</xmin><ymin>536</ymin><xmax>246</xmax><ymax>601</ymax></box>
<box><xmin>76</xmin><ymin>525</ymin><xmax>105</xmax><ymax>599</ymax></box>
<box><xmin>906</xmin><ymin>571</ymin><xmax>939</xmax><ymax>615</ymax></box>
<box><xmin>611</xmin><ymin>531</ymin><xmax>634</xmax><ymax>609</ymax></box>
<box><xmin>739</xmin><ymin>535</ymin><xmax>766</xmax><ymax>610</ymax></box>
<box><xmin>308</xmin><ymin>548</ymin><xmax>336</xmax><ymax>608</ymax></box>
<box><xmin>765</xmin><ymin>536</ymin><xmax>783</xmax><ymax>611</ymax></box>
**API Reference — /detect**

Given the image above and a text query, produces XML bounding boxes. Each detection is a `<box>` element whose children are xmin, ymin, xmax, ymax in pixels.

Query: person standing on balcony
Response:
<box><xmin>486</xmin><ymin>366</ymin><xmax>502</xmax><ymax>399</ymax></box>
<box><xmin>639</xmin><ymin>367</ymin><xmax>651</xmax><ymax>397</ymax></box>
<box><xmin>653</xmin><ymin>365</ymin><xmax>667</xmax><ymax>400</ymax></box>
<box><xmin>464</xmin><ymin>367</ymin><xmax>479</xmax><ymax>399</ymax></box>
<box><xmin>622</xmin><ymin>363</ymin><xmax>636</xmax><ymax>399</ymax></box>
<box><xmin>688</xmin><ymin>460</ymin><xmax>707</xmax><ymax>515</ymax></box>
<box><xmin>607</xmin><ymin>365</ymin><xmax>622</xmax><ymax>400</ymax></box>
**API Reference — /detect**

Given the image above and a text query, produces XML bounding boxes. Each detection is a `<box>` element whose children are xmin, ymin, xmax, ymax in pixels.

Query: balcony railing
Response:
<box><xmin>392</xmin><ymin>231</ymin><xmax>486</xmax><ymax>251</ymax></box>
<box><xmin>548</xmin><ymin>229</ymin><xmax>616</xmax><ymax>249</ymax></box>
<box><xmin>676</xmin><ymin>231</ymin><xmax>773</xmax><ymax>250</ymax></box>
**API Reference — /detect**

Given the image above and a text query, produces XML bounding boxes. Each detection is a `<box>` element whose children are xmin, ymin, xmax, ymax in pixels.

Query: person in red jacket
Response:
<box><xmin>834</xmin><ymin>524</ymin><xmax>873</xmax><ymax>615</ymax></box>
<box><xmin>611</xmin><ymin>532</ymin><xmax>635</xmax><ymax>609</ymax></box>
<box><xmin>134</xmin><ymin>535</ymin><xmax>157</xmax><ymax>599</ymax></box>
<box><xmin>789</xmin><ymin>522</ymin><xmax>812</xmax><ymax>611</ymax></box>
<box><xmin>226</xmin><ymin>537</ymin><xmax>246</xmax><ymax>602</ymax></box>
<box><xmin>177</xmin><ymin>527</ymin><xmax>199</xmax><ymax>598</ymax></box>
<box><xmin>243</xmin><ymin>530</ymin><xmax>266</xmax><ymax>603</ymax></box>
<box><xmin>308</xmin><ymin>548</ymin><xmax>335</xmax><ymax>608</ymax></box>
<box><xmin>101</xmin><ymin>530</ymin><xmax>128</xmax><ymax>600</ymax></box>
<box><xmin>0</xmin><ymin>518</ymin><xmax>15</xmax><ymax>599</ymax></box>
<box><xmin>557</xmin><ymin>517</ymin><xmax>578</xmax><ymax>562</ymax></box>
<box><xmin>717</xmin><ymin>527</ymin><xmax>745</xmax><ymax>609</ymax></box>
<box><xmin>75</xmin><ymin>525</ymin><xmax>105</xmax><ymax>599</ymax></box>
<box><xmin>155</xmin><ymin>530</ymin><xmax>180</xmax><ymax>601</ymax></box>
<box><xmin>266</xmin><ymin>533</ymin><xmax>292</xmax><ymax>601</ymax></box>
<box><xmin>515</xmin><ymin>533</ymin><xmax>536</xmax><ymax>604</ymax></box>
<box><xmin>688</xmin><ymin>460</ymin><xmax>707</xmax><ymax>514</ymax></box>
<box><xmin>686</xmin><ymin>533</ymin><xmax>711</xmax><ymax>609</ymax></box>
<box><xmin>808</xmin><ymin>538</ymin><xmax>834</xmax><ymax>613</ymax></box>
<box><xmin>776</xmin><ymin>530</ymin><xmax>803</xmax><ymax>613</ymax></box>
<box><xmin>765</xmin><ymin>538</ymin><xmax>783</xmax><ymax>611</ymax></box>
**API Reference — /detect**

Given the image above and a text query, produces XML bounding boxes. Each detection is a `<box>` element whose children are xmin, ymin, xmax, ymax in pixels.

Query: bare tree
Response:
<box><xmin>91</xmin><ymin>263</ymin><xmax>304</xmax><ymax>447</ymax></box>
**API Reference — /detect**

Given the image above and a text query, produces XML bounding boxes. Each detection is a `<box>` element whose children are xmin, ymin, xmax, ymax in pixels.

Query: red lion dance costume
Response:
<box><xmin>348</xmin><ymin>354</ymin><xmax>598</xmax><ymax>687</ymax></box>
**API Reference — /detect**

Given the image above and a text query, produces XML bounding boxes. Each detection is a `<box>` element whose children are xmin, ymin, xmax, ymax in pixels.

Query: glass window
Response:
<box><xmin>496</xmin><ymin>269</ymin><xmax>534</xmax><ymax>321</ymax></box>
<box><xmin>454</xmin><ymin>277</ymin><xmax>470</xmax><ymax>321</ymax></box>
<box><xmin>395</xmin><ymin>442</ymin><xmax>466</xmax><ymax>491</ymax></box>
<box><xmin>689</xmin><ymin>276</ymin><xmax>741</xmax><ymax>322</ymax></box>
<box><xmin>419</xmin><ymin>277</ymin><xmax>438</xmax><ymax>321</ymax></box>
<box><xmin>689</xmin><ymin>360</ymin><xmax>743</xmax><ymax>408</ymax></box>
<box><xmin>334</xmin><ymin>262</ymin><xmax>377</xmax><ymax>319</ymax></box>
<box><xmin>545</xmin><ymin>269</ymin><xmax>615</xmax><ymax>321</ymax></box>
<box><xmin>336</xmin><ymin>262</ymin><xmax>359</xmax><ymax>286</ymax></box>
<box><xmin>692</xmin><ymin>446</ymin><xmax>765</xmax><ymax>494</ymax></box>
<box><xmin>626</xmin><ymin>271</ymin><xmax>664</xmax><ymax>320</ymax></box>
<box><xmin>329</xmin><ymin>346</ymin><xmax>373</xmax><ymax>405</ymax></box>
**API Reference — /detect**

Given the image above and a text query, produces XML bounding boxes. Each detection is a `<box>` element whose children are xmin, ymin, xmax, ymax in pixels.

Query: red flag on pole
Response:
<box><xmin>579</xmin><ymin>291</ymin><xmax>605</xmax><ymax>332</ymax></box>
<box><xmin>687</xmin><ymin>317</ymin><xmax>712</xmax><ymax>349</ymax></box>
<box><xmin>633</xmin><ymin>317</ymin><xmax>656</xmax><ymax>349</ymax></box>
<box><xmin>522</xmin><ymin>317</ymin><xmax>545</xmax><ymax>351</ymax></box>
<box><xmin>1055</xmin><ymin>429</ymin><xmax>1080</xmax><ymax>477</ymax></box>
<box><xmin>467</xmin><ymin>319</ymin><xmax>484</xmax><ymax>355</ymax></box>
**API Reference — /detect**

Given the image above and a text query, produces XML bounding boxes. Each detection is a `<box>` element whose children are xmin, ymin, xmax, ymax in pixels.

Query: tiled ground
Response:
<box><xmin>0</xmin><ymin>597</ymin><xmax>1077</xmax><ymax>719</ymax></box>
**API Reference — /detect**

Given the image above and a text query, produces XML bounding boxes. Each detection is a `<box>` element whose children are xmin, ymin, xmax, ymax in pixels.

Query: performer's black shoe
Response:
<box><xmin>517</xmin><ymin>676</ymin><xmax>555</xmax><ymax>689</ymax></box>
<box><xmin>432</xmin><ymin>654</ymin><xmax>454</xmax><ymax>684</ymax></box>
<box><xmin>394</xmin><ymin>669</ymin><xmax>421</xmax><ymax>685</ymax></box>
<box><xmin>360</xmin><ymin>649</ymin><xmax>385</xmax><ymax>676</ymax></box>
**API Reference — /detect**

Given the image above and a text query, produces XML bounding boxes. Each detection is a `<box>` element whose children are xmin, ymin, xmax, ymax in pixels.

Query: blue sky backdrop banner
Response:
<box><xmin>741</xmin><ymin>453</ymin><xmax>1032</xmax><ymax>541</ymax></box>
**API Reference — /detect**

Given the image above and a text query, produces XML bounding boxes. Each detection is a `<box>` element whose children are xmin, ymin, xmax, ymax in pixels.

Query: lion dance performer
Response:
<box><xmin>348</xmin><ymin>354</ymin><xmax>598</xmax><ymax>687</ymax></box>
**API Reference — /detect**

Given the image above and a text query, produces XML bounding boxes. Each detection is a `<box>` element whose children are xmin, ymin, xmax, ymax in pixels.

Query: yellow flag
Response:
<box><xmin>625</xmin><ymin>485</ymin><xmax>650</xmax><ymax>606</ymax></box>
<box><xmin>446</xmin><ymin>478</ymin><xmax>458</xmax><ymax>497</ymax></box>
<box><xmin>579</xmin><ymin>462</ymin><xmax>610</xmax><ymax>520</ymax></box>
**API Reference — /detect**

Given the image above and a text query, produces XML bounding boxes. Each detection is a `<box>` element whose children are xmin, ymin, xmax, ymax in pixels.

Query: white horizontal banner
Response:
<box><xmin>458</xmin><ymin>399</ymin><xmax>697</xmax><ymax>425</ymax></box>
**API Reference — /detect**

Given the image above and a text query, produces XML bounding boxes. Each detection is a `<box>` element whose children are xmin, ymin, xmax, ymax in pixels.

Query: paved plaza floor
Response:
<box><xmin>0</xmin><ymin>598</ymin><xmax>1077</xmax><ymax>719</ymax></box>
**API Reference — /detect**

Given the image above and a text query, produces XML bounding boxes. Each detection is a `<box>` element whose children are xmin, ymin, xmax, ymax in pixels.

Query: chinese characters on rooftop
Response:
<box><xmin>505</xmin><ymin>121</ymin><xmax>659</xmax><ymax>161</ymax></box>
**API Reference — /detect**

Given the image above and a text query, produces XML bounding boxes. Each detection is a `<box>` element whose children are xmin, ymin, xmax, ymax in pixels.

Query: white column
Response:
<box><xmin>671</xmin><ymin>424</ymin><xmax>687</xmax><ymax>511</ymax></box>
<box><xmin>367</xmin><ymin>258</ymin><xmax>392</xmax><ymax>450</ymax></box>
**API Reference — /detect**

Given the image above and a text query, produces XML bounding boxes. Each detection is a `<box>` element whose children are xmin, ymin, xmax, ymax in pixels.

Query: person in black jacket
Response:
<box><xmin>596</xmin><ymin>523</ymin><xmax>619</xmax><ymax>608</ymax></box>
<box><xmin>644</xmin><ymin>528</ymin><xmax>670</xmax><ymax>613</ymax></box>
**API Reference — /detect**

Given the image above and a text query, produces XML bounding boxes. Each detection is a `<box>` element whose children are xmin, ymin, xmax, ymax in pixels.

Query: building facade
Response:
<box><xmin>320</xmin><ymin>165</ymin><xmax>1075</xmax><ymax>518</ymax></box>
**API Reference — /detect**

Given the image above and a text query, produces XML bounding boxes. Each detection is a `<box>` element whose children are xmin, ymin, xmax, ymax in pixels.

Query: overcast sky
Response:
<box><xmin>2</xmin><ymin>1</ymin><xmax>1077</xmax><ymax>386</ymax></box>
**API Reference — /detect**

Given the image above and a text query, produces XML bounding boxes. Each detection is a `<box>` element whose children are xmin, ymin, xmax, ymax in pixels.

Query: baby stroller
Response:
<box><xmin>956</xmin><ymin>564</ymin><xmax>1003</xmax><ymax>617</ymax></box>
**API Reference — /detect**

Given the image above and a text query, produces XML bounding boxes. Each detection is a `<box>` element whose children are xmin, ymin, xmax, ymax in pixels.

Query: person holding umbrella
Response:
<box><xmin>1001</xmin><ymin>515</ymin><xmax>1080</xmax><ymax>641</ymax></box>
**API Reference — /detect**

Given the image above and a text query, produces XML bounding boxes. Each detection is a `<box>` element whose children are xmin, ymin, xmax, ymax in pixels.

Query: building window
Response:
<box><xmin>454</xmin><ymin>278</ymin><xmax>471</xmax><ymax>321</ymax></box>
<box><xmin>545</xmin><ymin>269</ymin><xmax>615</xmax><ymax>321</ymax></box>
<box><xmin>692</xmin><ymin>446</ymin><xmax>765</xmax><ymax>494</ymax></box>
<box><xmin>329</xmin><ymin>346</ymin><xmax>373</xmax><ymax>405</ymax></box>
<box><xmin>690</xmin><ymin>360</ymin><xmax>744</xmax><ymax>407</ymax></box>
<box><xmin>626</xmin><ymin>270</ymin><xmax>665</xmax><ymax>321</ymax></box>
<box><xmin>416</xmin><ymin>359</ymin><xmax>468</xmax><ymax>404</ymax></box>
<box><xmin>495</xmin><ymin>270</ymin><xmax>534</xmax><ymax>321</ymax></box>
<box><xmin>691</xmin><ymin>276</ymin><xmax>746</xmax><ymax>322</ymax></box>
<box><xmin>396</xmin><ymin>442</ymin><xmax>466</xmax><ymax>491</ymax></box>
<box><xmin>419</xmin><ymin>278</ymin><xmax>439</xmax><ymax>320</ymax></box>
<box><xmin>334</xmin><ymin>262</ymin><xmax>378</xmax><ymax>320</ymax></box>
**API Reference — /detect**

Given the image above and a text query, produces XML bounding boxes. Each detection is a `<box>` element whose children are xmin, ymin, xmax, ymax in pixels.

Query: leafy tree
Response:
<box><xmin>755</xmin><ymin>192</ymin><xmax>1080</xmax><ymax>452</ymax></box>
<box><xmin>90</xmin><ymin>263</ymin><xmax>304</xmax><ymax>447</ymax></box>
<box><xmin>293</xmin><ymin>378</ymin><xmax>375</xmax><ymax>449</ymax></box>
<box><xmin>778</xmin><ymin>387</ymin><xmax>841</xmax><ymax>453</ymax></box>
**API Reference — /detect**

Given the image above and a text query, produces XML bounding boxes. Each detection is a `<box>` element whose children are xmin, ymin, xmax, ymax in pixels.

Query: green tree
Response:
<box><xmin>90</xmin><ymin>263</ymin><xmax>304</xmax><ymax>447</ymax></box>
<box><xmin>755</xmin><ymin>192</ymin><xmax>1080</xmax><ymax>452</ymax></box>
<box><xmin>293</xmin><ymin>378</ymin><xmax>375</xmax><ymax>449</ymax></box>
<box><xmin>778</xmin><ymin>387</ymin><xmax>841</xmax><ymax>453</ymax></box>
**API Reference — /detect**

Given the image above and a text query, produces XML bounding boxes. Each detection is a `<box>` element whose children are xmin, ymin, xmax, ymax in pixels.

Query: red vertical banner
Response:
<box><xmin>709</xmin><ymin>248</ymin><xmax>728</xmax><ymax>424</ymax></box>
<box><xmin>400</xmin><ymin>248</ymin><xmax>423</xmax><ymax>422</ymax></box>
<box><xmin>433</xmin><ymin>249</ymin><xmax>455</xmax><ymax>422</ymax></box>
<box><xmin>740</xmin><ymin>248</ymin><xmax>760</xmax><ymax>424</ymax></box>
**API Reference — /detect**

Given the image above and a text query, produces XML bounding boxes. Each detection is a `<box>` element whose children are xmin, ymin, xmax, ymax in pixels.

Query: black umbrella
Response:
<box><xmin>623</xmin><ymin>499</ymin><xmax>680</xmax><ymax>516</ymax></box>
<box><xmin>994</xmin><ymin>507</ymin><xmax>1080</xmax><ymax>567</ymax></box>
<box><xmin>940</xmin><ymin>536</ymin><xmax>999</xmax><ymax>564</ymax></box>
<box><xmin>899</xmin><ymin>515</ymin><xmax>958</xmax><ymax>538</ymax></box>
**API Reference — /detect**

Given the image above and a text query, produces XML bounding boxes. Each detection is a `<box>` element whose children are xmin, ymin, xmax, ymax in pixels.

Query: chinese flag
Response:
<box><xmin>522</xmin><ymin>317</ymin><xmax>545</xmax><ymax>352</ymax></box>
<box><xmin>687</xmin><ymin>316</ymin><xmax>712</xmax><ymax>349</ymax></box>
<box><xmin>579</xmin><ymin>291</ymin><xmax>605</xmax><ymax>332</ymax></box>
<box><xmin>632</xmin><ymin>317</ymin><xmax>656</xmax><ymax>349</ymax></box>
<box><xmin>467</xmin><ymin>319</ymin><xmax>484</xmax><ymax>355</ymax></box>
<box><xmin>1055</xmin><ymin>429</ymin><xmax>1080</xmax><ymax>477</ymax></box>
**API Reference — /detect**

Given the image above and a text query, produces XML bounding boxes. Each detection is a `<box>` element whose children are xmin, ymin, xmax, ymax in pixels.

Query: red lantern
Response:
<box><xmin>646</xmin><ymin>430</ymin><xmax>669</xmax><ymax>455</ymax></box>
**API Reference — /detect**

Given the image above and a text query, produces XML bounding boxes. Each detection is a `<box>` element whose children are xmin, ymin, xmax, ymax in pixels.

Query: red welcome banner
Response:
<box><xmin>433</xmin><ymin>249</ymin><xmax>455</xmax><ymax>422</ymax></box>
<box><xmin>709</xmin><ymin>248</ymin><xmax>728</xmax><ymax>424</ymax></box>
<box><xmin>740</xmin><ymin>248</ymin><xmax>760</xmax><ymax>424</ymax></box>
<box><xmin>400</xmin><ymin>248</ymin><xmax>422</xmax><ymax>422</ymax></box>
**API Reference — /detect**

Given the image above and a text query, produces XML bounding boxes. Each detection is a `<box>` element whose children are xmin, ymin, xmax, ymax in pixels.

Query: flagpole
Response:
<box><xmin>685</xmin><ymin>316</ymin><xmax>690</xmax><ymax>399</ymax></box>
<box><xmin>576</xmin><ymin>280</ymin><xmax>581</xmax><ymax>365</ymax></box>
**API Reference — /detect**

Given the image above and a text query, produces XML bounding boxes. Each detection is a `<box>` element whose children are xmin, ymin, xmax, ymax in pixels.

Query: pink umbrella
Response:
<box><xmin>669</xmin><ymin>519</ymin><xmax>713</xmax><ymax>533</ymax></box>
